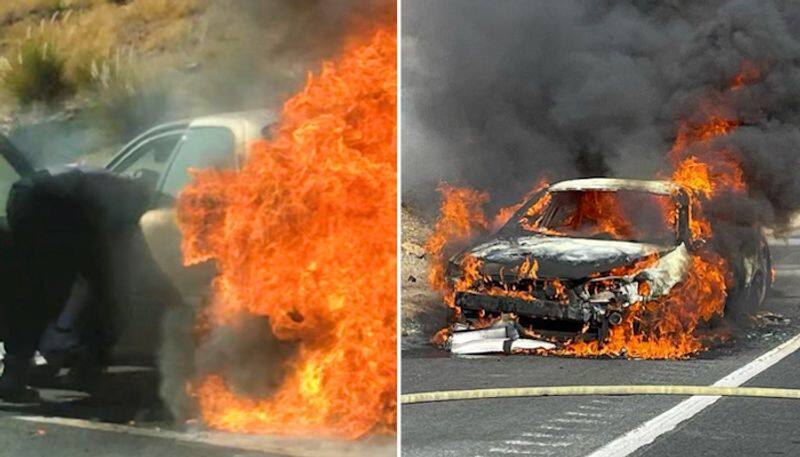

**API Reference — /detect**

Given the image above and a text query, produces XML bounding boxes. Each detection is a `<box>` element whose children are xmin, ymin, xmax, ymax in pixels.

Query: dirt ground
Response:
<box><xmin>400</xmin><ymin>203</ymin><xmax>447</xmax><ymax>342</ymax></box>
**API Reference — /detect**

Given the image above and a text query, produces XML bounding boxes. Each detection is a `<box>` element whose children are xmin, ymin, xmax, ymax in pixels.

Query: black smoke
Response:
<box><xmin>402</xmin><ymin>0</ymin><xmax>800</xmax><ymax>226</ymax></box>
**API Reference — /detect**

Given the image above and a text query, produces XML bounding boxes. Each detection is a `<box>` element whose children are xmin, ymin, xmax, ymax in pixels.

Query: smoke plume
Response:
<box><xmin>403</xmin><ymin>0</ymin><xmax>800</xmax><ymax>227</ymax></box>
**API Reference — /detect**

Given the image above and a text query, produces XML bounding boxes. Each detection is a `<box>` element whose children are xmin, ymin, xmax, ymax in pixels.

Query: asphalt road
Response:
<box><xmin>0</xmin><ymin>363</ymin><xmax>395</xmax><ymax>456</ymax></box>
<box><xmin>401</xmin><ymin>263</ymin><xmax>800</xmax><ymax>456</ymax></box>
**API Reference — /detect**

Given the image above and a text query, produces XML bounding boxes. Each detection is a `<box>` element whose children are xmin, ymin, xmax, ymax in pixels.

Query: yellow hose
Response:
<box><xmin>401</xmin><ymin>385</ymin><xmax>800</xmax><ymax>404</ymax></box>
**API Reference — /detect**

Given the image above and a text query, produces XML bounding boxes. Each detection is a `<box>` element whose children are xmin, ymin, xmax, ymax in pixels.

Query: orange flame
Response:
<box><xmin>491</xmin><ymin>178</ymin><xmax>550</xmax><ymax>230</ymax></box>
<box><xmin>425</xmin><ymin>184</ymin><xmax>489</xmax><ymax>291</ymax></box>
<box><xmin>516</xmin><ymin>257</ymin><xmax>538</xmax><ymax>280</ymax></box>
<box><xmin>563</xmin><ymin>63</ymin><xmax>754</xmax><ymax>358</ymax></box>
<box><xmin>177</xmin><ymin>27</ymin><xmax>396</xmax><ymax>437</ymax></box>
<box><xmin>731</xmin><ymin>61</ymin><xmax>762</xmax><ymax>90</ymax></box>
<box><xmin>563</xmin><ymin>251</ymin><xmax>728</xmax><ymax>359</ymax></box>
<box><xmin>671</xmin><ymin>117</ymin><xmax>740</xmax><ymax>154</ymax></box>
<box><xmin>430</xmin><ymin>60</ymin><xmax>759</xmax><ymax>359</ymax></box>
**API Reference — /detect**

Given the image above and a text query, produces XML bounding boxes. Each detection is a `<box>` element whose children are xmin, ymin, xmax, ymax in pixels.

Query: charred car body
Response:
<box><xmin>446</xmin><ymin>178</ymin><xmax>771</xmax><ymax>340</ymax></box>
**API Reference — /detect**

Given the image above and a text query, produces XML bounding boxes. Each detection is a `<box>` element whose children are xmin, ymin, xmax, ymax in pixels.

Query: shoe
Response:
<box><xmin>0</xmin><ymin>356</ymin><xmax>40</xmax><ymax>403</ymax></box>
<box><xmin>0</xmin><ymin>384</ymin><xmax>40</xmax><ymax>403</ymax></box>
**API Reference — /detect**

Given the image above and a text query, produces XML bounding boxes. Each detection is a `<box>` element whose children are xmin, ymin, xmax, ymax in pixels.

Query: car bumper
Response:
<box><xmin>455</xmin><ymin>291</ymin><xmax>589</xmax><ymax>322</ymax></box>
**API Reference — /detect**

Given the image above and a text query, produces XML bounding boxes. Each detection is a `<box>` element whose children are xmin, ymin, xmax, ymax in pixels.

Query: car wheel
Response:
<box><xmin>726</xmin><ymin>246</ymin><xmax>770</xmax><ymax>321</ymax></box>
<box><xmin>755</xmin><ymin>241</ymin><xmax>772</xmax><ymax>304</ymax></box>
<box><xmin>749</xmin><ymin>269</ymin><xmax>768</xmax><ymax>308</ymax></box>
<box><xmin>745</xmin><ymin>242</ymin><xmax>771</xmax><ymax>311</ymax></box>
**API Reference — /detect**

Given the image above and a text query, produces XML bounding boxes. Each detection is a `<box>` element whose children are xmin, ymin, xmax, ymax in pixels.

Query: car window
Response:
<box><xmin>514</xmin><ymin>189</ymin><xmax>679</xmax><ymax>245</ymax></box>
<box><xmin>0</xmin><ymin>153</ymin><xmax>21</xmax><ymax>216</ymax></box>
<box><xmin>114</xmin><ymin>132</ymin><xmax>183</xmax><ymax>178</ymax></box>
<box><xmin>160</xmin><ymin>127</ymin><xmax>236</xmax><ymax>197</ymax></box>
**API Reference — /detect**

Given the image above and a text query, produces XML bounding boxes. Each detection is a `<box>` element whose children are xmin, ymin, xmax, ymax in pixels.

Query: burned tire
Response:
<box><xmin>751</xmin><ymin>242</ymin><xmax>772</xmax><ymax>308</ymax></box>
<box><xmin>749</xmin><ymin>269</ymin><xmax>768</xmax><ymax>308</ymax></box>
<box><xmin>727</xmin><ymin>242</ymin><xmax>771</xmax><ymax>323</ymax></box>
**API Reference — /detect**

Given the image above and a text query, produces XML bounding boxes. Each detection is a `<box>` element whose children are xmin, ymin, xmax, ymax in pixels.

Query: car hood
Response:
<box><xmin>462</xmin><ymin>235</ymin><xmax>675</xmax><ymax>280</ymax></box>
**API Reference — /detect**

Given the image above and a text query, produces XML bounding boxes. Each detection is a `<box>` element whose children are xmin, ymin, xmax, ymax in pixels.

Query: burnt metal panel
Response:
<box><xmin>456</xmin><ymin>291</ymin><xmax>585</xmax><ymax>321</ymax></box>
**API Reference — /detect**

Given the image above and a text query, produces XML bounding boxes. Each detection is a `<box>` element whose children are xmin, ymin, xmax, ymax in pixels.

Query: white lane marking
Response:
<box><xmin>10</xmin><ymin>416</ymin><xmax>395</xmax><ymax>457</ymax></box>
<box><xmin>505</xmin><ymin>440</ymin><xmax>544</xmax><ymax>446</ymax></box>
<box><xmin>565</xmin><ymin>411</ymin><xmax>604</xmax><ymax>418</ymax></box>
<box><xmin>489</xmin><ymin>447</ymin><xmax>553</xmax><ymax>455</ymax></box>
<box><xmin>552</xmin><ymin>417</ymin><xmax>598</xmax><ymax>424</ymax></box>
<box><xmin>521</xmin><ymin>432</ymin><xmax>559</xmax><ymax>438</ymax></box>
<box><xmin>772</xmin><ymin>269</ymin><xmax>800</xmax><ymax>277</ymax></box>
<box><xmin>586</xmin><ymin>332</ymin><xmax>800</xmax><ymax>457</ymax></box>
<box><xmin>538</xmin><ymin>425</ymin><xmax>567</xmax><ymax>431</ymax></box>
<box><xmin>577</xmin><ymin>404</ymin><xmax>605</xmax><ymax>411</ymax></box>
<box><xmin>503</xmin><ymin>439</ymin><xmax>572</xmax><ymax>447</ymax></box>
<box><xmin>512</xmin><ymin>441</ymin><xmax>571</xmax><ymax>447</ymax></box>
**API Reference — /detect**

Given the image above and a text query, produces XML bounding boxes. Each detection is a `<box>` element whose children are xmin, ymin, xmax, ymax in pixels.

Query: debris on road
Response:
<box><xmin>447</xmin><ymin>322</ymin><xmax>556</xmax><ymax>355</ymax></box>
<box><xmin>753</xmin><ymin>311</ymin><xmax>791</xmax><ymax>326</ymax></box>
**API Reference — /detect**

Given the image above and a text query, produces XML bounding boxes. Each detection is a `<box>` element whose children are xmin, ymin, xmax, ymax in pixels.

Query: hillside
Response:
<box><xmin>0</xmin><ymin>0</ymin><xmax>377</xmax><ymax>165</ymax></box>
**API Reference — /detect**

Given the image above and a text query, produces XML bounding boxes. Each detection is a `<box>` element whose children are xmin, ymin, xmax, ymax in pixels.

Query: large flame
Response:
<box><xmin>177</xmin><ymin>26</ymin><xmax>396</xmax><ymax>437</ymax></box>
<box><xmin>570</xmin><ymin>116</ymin><xmax>745</xmax><ymax>358</ymax></box>
<box><xmin>491</xmin><ymin>178</ymin><xmax>550</xmax><ymax>230</ymax></box>
<box><xmin>424</xmin><ymin>183</ymin><xmax>489</xmax><ymax>292</ymax></box>
<box><xmin>428</xmin><ymin>62</ymin><xmax>757</xmax><ymax>359</ymax></box>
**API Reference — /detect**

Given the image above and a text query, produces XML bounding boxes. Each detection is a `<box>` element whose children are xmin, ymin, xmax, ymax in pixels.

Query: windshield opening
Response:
<box><xmin>513</xmin><ymin>189</ymin><xmax>678</xmax><ymax>245</ymax></box>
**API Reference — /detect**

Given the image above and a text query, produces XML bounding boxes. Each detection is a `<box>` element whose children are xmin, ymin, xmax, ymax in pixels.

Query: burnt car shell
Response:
<box><xmin>446</xmin><ymin>179</ymin><xmax>698</xmax><ymax>338</ymax></box>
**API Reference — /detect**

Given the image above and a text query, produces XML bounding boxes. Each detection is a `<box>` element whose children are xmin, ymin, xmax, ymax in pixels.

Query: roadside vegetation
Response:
<box><xmin>0</xmin><ymin>0</ymin><xmax>212</xmax><ymax>164</ymax></box>
<box><xmin>0</xmin><ymin>0</ymin><xmax>373</xmax><ymax>166</ymax></box>
<box><xmin>0</xmin><ymin>0</ymin><xmax>204</xmax><ymax>106</ymax></box>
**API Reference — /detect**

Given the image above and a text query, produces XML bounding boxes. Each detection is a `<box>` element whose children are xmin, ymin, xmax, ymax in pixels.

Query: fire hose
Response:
<box><xmin>400</xmin><ymin>385</ymin><xmax>800</xmax><ymax>404</ymax></box>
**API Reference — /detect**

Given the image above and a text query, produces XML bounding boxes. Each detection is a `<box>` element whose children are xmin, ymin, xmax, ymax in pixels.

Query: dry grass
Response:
<box><xmin>0</xmin><ymin>0</ymin><xmax>207</xmax><ymax>105</ymax></box>
<box><xmin>126</xmin><ymin>0</ymin><xmax>202</xmax><ymax>23</ymax></box>
<box><xmin>0</xmin><ymin>38</ymin><xmax>71</xmax><ymax>105</ymax></box>
<box><xmin>0</xmin><ymin>0</ymin><xmax>104</xmax><ymax>25</ymax></box>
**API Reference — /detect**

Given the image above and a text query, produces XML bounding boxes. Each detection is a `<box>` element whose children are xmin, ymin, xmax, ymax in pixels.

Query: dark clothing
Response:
<box><xmin>3</xmin><ymin>168</ymin><xmax>150</xmax><ymax>366</ymax></box>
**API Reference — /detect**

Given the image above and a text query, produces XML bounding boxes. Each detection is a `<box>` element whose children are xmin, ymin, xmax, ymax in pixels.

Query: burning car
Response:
<box><xmin>0</xmin><ymin>110</ymin><xmax>277</xmax><ymax>371</ymax></box>
<box><xmin>104</xmin><ymin>110</ymin><xmax>277</xmax><ymax>360</ymax></box>
<box><xmin>445</xmin><ymin>178</ymin><xmax>771</xmax><ymax>341</ymax></box>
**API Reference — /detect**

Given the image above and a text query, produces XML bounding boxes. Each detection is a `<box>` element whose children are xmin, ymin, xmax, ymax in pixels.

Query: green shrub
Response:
<box><xmin>1</xmin><ymin>39</ymin><xmax>73</xmax><ymax>105</ymax></box>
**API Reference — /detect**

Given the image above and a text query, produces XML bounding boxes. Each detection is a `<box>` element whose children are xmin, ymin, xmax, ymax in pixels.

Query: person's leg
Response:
<box><xmin>68</xmin><ymin>227</ymin><xmax>124</xmax><ymax>390</ymax></box>
<box><xmin>1</xmin><ymin>181</ymin><xmax>82</xmax><ymax>400</ymax></box>
<box><xmin>0</xmin><ymin>246</ymin><xmax>76</xmax><ymax>400</ymax></box>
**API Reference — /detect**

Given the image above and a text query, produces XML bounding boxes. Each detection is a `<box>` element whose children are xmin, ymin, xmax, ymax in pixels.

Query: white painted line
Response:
<box><xmin>577</xmin><ymin>404</ymin><xmax>605</xmax><ymax>411</ymax></box>
<box><xmin>11</xmin><ymin>415</ymin><xmax>395</xmax><ymax>457</ymax></box>
<box><xmin>521</xmin><ymin>432</ymin><xmax>559</xmax><ymax>439</ymax></box>
<box><xmin>552</xmin><ymin>417</ymin><xmax>598</xmax><ymax>424</ymax></box>
<box><xmin>502</xmin><ymin>439</ymin><xmax>573</xmax><ymax>448</ymax></box>
<box><xmin>768</xmin><ymin>238</ymin><xmax>800</xmax><ymax>246</ymax></box>
<box><xmin>586</xmin><ymin>332</ymin><xmax>800</xmax><ymax>457</ymax></box>
<box><xmin>489</xmin><ymin>447</ymin><xmax>552</xmax><ymax>455</ymax></box>
<box><xmin>537</xmin><ymin>424</ymin><xmax>566</xmax><ymax>431</ymax></box>
<box><xmin>505</xmin><ymin>439</ymin><xmax>546</xmax><ymax>445</ymax></box>
<box><xmin>772</xmin><ymin>269</ymin><xmax>800</xmax><ymax>277</ymax></box>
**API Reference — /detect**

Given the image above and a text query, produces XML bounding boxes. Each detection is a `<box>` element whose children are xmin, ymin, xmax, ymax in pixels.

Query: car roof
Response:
<box><xmin>188</xmin><ymin>110</ymin><xmax>277</xmax><ymax>134</ymax></box>
<box><xmin>105</xmin><ymin>120</ymin><xmax>191</xmax><ymax>170</ymax></box>
<box><xmin>105</xmin><ymin>110</ymin><xmax>279</xmax><ymax>170</ymax></box>
<box><xmin>548</xmin><ymin>178</ymin><xmax>681</xmax><ymax>195</ymax></box>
